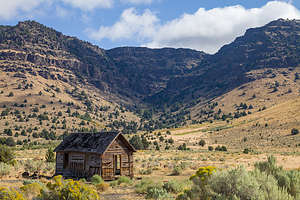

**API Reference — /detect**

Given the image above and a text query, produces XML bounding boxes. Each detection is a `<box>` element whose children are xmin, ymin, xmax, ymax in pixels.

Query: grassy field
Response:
<box><xmin>1</xmin><ymin>132</ymin><xmax>299</xmax><ymax>200</ymax></box>
<box><xmin>1</xmin><ymin>67</ymin><xmax>300</xmax><ymax>199</ymax></box>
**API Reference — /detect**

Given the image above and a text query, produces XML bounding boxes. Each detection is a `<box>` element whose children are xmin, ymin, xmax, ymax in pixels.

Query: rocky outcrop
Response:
<box><xmin>1</xmin><ymin>19</ymin><xmax>300</xmax><ymax>108</ymax></box>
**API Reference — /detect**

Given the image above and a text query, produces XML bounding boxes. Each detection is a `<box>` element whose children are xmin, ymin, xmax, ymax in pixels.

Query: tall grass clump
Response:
<box><xmin>91</xmin><ymin>175</ymin><xmax>104</xmax><ymax>185</ymax></box>
<box><xmin>0</xmin><ymin>145</ymin><xmax>15</xmax><ymax>163</ymax></box>
<box><xmin>162</xmin><ymin>180</ymin><xmax>186</xmax><ymax>194</ymax></box>
<box><xmin>45</xmin><ymin>147</ymin><xmax>55</xmax><ymax>162</ymax></box>
<box><xmin>0</xmin><ymin>162</ymin><xmax>11</xmax><ymax>178</ymax></box>
<box><xmin>110</xmin><ymin>176</ymin><xmax>133</xmax><ymax>187</ymax></box>
<box><xmin>135</xmin><ymin>178</ymin><xmax>156</xmax><ymax>194</ymax></box>
<box><xmin>145</xmin><ymin>186</ymin><xmax>171</xmax><ymax>200</ymax></box>
<box><xmin>135</xmin><ymin>178</ymin><xmax>184</xmax><ymax>200</ymax></box>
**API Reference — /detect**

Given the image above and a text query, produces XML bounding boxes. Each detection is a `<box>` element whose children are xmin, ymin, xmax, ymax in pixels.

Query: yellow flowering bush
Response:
<box><xmin>176</xmin><ymin>166</ymin><xmax>216</xmax><ymax>200</ymax></box>
<box><xmin>40</xmin><ymin>175</ymin><xmax>100</xmax><ymax>200</ymax></box>
<box><xmin>190</xmin><ymin>166</ymin><xmax>216</xmax><ymax>183</ymax></box>
<box><xmin>0</xmin><ymin>187</ymin><xmax>25</xmax><ymax>200</ymax></box>
<box><xmin>20</xmin><ymin>182</ymin><xmax>44</xmax><ymax>199</ymax></box>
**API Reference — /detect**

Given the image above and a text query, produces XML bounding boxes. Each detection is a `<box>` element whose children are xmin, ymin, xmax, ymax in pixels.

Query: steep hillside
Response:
<box><xmin>107</xmin><ymin>47</ymin><xmax>206</xmax><ymax>100</ymax></box>
<box><xmin>0</xmin><ymin>68</ymin><xmax>140</xmax><ymax>143</ymax></box>
<box><xmin>1</xmin><ymin>19</ymin><xmax>300</xmax><ymax>140</ymax></box>
<box><xmin>149</xmin><ymin>19</ymin><xmax>300</xmax><ymax>107</ymax></box>
<box><xmin>0</xmin><ymin>20</ymin><xmax>207</xmax><ymax>105</ymax></box>
<box><xmin>0</xmin><ymin>20</ymin><xmax>207</xmax><ymax>139</ymax></box>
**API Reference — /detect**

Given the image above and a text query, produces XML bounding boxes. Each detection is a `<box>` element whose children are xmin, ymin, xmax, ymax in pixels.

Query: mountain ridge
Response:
<box><xmin>1</xmin><ymin>18</ymin><xmax>300</xmax><ymax>132</ymax></box>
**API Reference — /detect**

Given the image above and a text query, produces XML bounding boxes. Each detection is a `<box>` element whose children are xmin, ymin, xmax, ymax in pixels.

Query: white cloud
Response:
<box><xmin>56</xmin><ymin>6</ymin><xmax>71</xmax><ymax>18</ymax></box>
<box><xmin>0</xmin><ymin>0</ymin><xmax>113</xmax><ymax>20</ymax></box>
<box><xmin>148</xmin><ymin>1</ymin><xmax>300</xmax><ymax>53</ymax></box>
<box><xmin>61</xmin><ymin>0</ymin><xmax>113</xmax><ymax>11</ymax></box>
<box><xmin>88</xmin><ymin>8</ymin><xmax>158</xmax><ymax>41</ymax></box>
<box><xmin>88</xmin><ymin>1</ymin><xmax>300</xmax><ymax>53</ymax></box>
<box><xmin>0</xmin><ymin>0</ymin><xmax>44</xmax><ymax>20</ymax></box>
<box><xmin>120</xmin><ymin>0</ymin><xmax>153</xmax><ymax>5</ymax></box>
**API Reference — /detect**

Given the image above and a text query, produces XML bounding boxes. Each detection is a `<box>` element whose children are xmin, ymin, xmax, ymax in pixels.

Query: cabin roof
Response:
<box><xmin>54</xmin><ymin>132</ymin><xmax>136</xmax><ymax>154</ymax></box>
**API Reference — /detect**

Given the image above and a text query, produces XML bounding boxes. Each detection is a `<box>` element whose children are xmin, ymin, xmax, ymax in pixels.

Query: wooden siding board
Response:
<box><xmin>55</xmin><ymin>152</ymin><xmax>64</xmax><ymax>173</ymax></box>
<box><xmin>101</xmin><ymin>137</ymin><xmax>133</xmax><ymax>180</ymax></box>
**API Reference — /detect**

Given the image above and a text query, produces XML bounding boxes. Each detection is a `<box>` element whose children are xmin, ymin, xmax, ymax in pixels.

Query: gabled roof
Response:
<box><xmin>54</xmin><ymin>132</ymin><xmax>136</xmax><ymax>154</ymax></box>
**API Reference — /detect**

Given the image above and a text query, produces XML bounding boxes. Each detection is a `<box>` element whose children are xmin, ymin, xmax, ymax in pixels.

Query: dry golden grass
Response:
<box><xmin>0</xmin><ymin>69</ymin><xmax>139</xmax><ymax>141</ymax></box>
<box><xmin>1</xmin><ymin>146</ymin><xmax>299</xmax><ymax>200</ymax></box>
<box><xmin>1</xmin><ymin>59</ymin><xmax>300</xmax><ymax>200</ymax></box>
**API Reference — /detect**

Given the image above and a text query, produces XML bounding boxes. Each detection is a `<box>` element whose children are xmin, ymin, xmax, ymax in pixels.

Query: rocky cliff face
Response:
<box><xmin>107</xmin><ymin>47</ymin><xmax>207</xmax><ymax>99</ymax></box>
<box><xmin>0</xmin><ymin>21</ymin><xmax>116</xmax><ymax>92</ymax></box>
<box><xmin>148</xmin><ymin>19</ymin><xmax>300</xmax><ymax>106</ymax></box>
<box><xmin>0</xmin><ymin>20</ymin><xmax>207</xmax><ymax>104</ymax></box>
<box><xmin>1</xmin><ymin>19</ymin><xmax>300</xmax><ymax>109</ymax></box>
<box><xmin>215</xmin><ymin>19</ymin><xmax>300</xmax><ymax>69</ymax></box>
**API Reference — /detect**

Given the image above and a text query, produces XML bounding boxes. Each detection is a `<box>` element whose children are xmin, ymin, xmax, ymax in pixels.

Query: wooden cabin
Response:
<box><xmin>54</xmin><ymin>132</ymin><xmax>136</xmax><ymax>180</ymax></box>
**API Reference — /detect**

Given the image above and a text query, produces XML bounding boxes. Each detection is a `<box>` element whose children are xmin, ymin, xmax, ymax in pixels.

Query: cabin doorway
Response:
<box><xmin>114</xmin><ymin>155</ymin><xmax>121</xmax><ymax>175</ymax></box>
<box><xmin>64</xmin><ymin>153</ymin><xmax>69</xmax><ymax>169</ymax></box>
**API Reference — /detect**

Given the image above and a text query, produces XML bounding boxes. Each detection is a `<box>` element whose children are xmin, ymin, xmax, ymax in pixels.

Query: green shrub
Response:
<box><xmin>178</xmin><ymin>157</ymin><xmax>299</xmax><ymax>200</ymax></box>
<box><xmin>215</xmin><ymin>145</ymin><xmax>227</xmax><ymax>151</ymax></box>
<box><xmin>171</xmin><ymin>162</ymin><xmax>187</xmax><ymax>176</ymax></box>
<box><xmin>23</xmin><ymin>180</ymin><xmax>42</xmax><ymax>185</ymax></box>
<box><xmin>208</xmin><ymin>166</ymin><xmax>262</xmax><ymax>200</ymax></box>
<box><xmin>116</xmin><ymin>176</ymin><xmax>132</xmax><ymax>185</ymax></box>
<box><xmin>208</xmin><ymin>146</ymin><xmax>213</xmax><ymax>151</ymax></box>
<box><xmin>291</xmin><ymin>128</ymin><xmax>299</xmax><ymax>135</ymax></box>
<box><xmin>129</xmin><ymin>135</ymin><xmax>149</xmax><ymax>150</ymax></box>
<box><xmin>45</xmin><ymin>147</ymin><xmax>55</xmax><ymax>162</ymax></box>
<box><xmin>109</xmin><ymin>180</ymin><xmax>118</xmax><ymax>187</ymax></box>
<box><xmin>285</xmin><ymin>170</ymin><xmax>300</xmax><ymax>198</ymax></box>
<box><xmin>171</xmin><ymin>165</ymin><xmax>182</xmax><ymax>176</ymax></box>
<box><xmin>187</xmin><ymin>166</ymin><xmax>216</xmax><ymax>200</ymax></box>
<box><xmin>43</xmin><ymin>162</ymin><xmax>55</xmax><ymax>174</ymax></box>
<box><xmin>176</xmin><ymin>192</ymin><xmax>190</xmax><ymax>200</ymax></box>
<box><xmin>135</xmin><ymin>178</ymin><xmax>156</xmax><ymax>194</ymax></box>
<box><xmin>252</xmin><ymin>170</ymin><xmax>294</xmax><ymax>200</ymax></box>
<box><xmin>110</xmin><ymin>176</ymin><xmax>132</xmax><ymax>187</ymax></box>
<box><xmin>139</xmin><ymin>168</ymin><xmax>153</xmax><ymax>175</ymax></box>
<box><xmin>24</xmin><ymin>159</ymin><xmax>44</xmax><ymax>175</ymax></box>
<box><xmin>91</xmin><ymin>175</ymin><xmax>104</xmax><ymax>185</ymax></box>
<box><xmin>254</xmin><ymin>156</ymin><xmax>280</xmax><ymax>177</ymax></box>
<box><xmin>145</xmin><ymin>186</ymin><xmax>171</xmax><ymax>200</ymax></box>
<box><xmin>0</xmin><ymin>145</ymin><xmax>15</xmax><ymax>163</ymax></box>
<box><xmin>79</xmin><ymin>178</ymin><xmax>87</xmax><ymax>183</ymax></box>
<box><xmin>178</xmin><ymin>143</ymin><xmax>188</xmax><ymax>150</ymax></box>
<box><xmin>0</xmin><ymin>162</ymin><xmax>11</xmax><ymax>177</ymax></box>
<box><xmin>255</xmin><ymin>156</ymin><xmax>300</xmax><ymax>198</ymax></box>
<box><xmin>162</xmin><ymin>180</ymin><xmax>185</xmax><ymax>194</ymax></box>
<box><xmin>198</xmin><ymin>139</ymin><xmax>206</xmax><ymax>147</ymax></box>
<box><xmin>243</xmin><ymin>148</ymin><xmax>252</xmax><ymax>154</ymax></box>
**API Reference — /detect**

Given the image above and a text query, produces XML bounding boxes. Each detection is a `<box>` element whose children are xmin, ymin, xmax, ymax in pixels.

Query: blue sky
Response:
<box><xmin>0</xmin><ymin>0</ymin><xmax>300</xmax><ymax>53</ymax></box>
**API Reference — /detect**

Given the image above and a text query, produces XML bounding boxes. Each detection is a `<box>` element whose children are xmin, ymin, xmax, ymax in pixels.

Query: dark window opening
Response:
<box><xmin>64</xmin><ymin>153</ymin><xmax>69</xmax><ymax>169</ymax></box>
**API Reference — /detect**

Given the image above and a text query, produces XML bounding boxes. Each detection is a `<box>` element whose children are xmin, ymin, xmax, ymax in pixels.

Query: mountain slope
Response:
<box><xmin>107</xmin><ymin>47</ymin><xmax>206</xmax><ymax>100</ymax></box>
<box><xmin>1</xmin><ymin>19</ymin><xmax>300</xmax><ymax>135</ymax></box>
<box><xmin>0</xmin><ymin>21</ymin><xmax>208</xmax><ymax>105</ymax></box>
<box><xmin>149</xmin><ymin>19</ymin><xmax>300</xmax><ymax>107</ymax></box>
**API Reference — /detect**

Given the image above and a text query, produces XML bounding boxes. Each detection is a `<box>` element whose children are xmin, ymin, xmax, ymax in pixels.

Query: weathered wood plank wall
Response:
<box><xmin>102</xmin><ymin>138</ymin><xmax>133</xmax><ymax>180</ymax></box>
<box><xmin>55</xmin><ymin>152</ymin><xmax>64</xmax><ymax>174</ymax></box>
